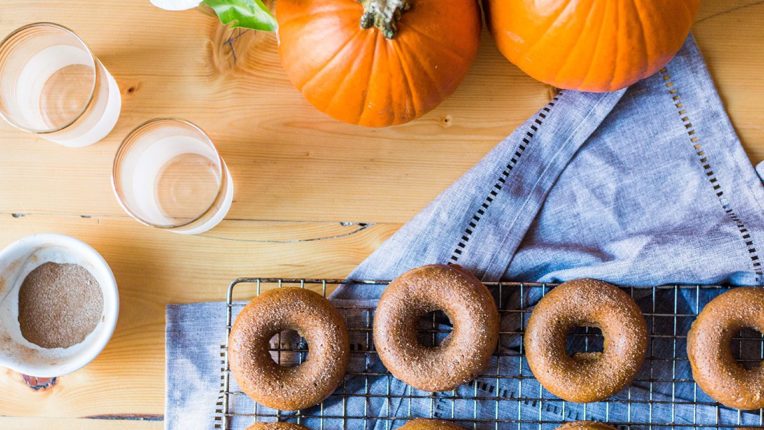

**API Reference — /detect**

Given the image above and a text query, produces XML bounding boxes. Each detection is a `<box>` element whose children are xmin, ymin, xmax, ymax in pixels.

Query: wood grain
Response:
<box><xmin>0</xmin><ymin>0</ymin><xmax>762</xmax><ymax>428</ymax></box>
<box><xmin>693</xmin><ymin>0</ymin><xmax>764</xmax><ymax>162</ymax></box>
<box><xmin>0</xmin><ymin>3</ymin><xmax>549</xmax><ymax>224</ymax></box>
<box><xmin>0</xmin><ymin>416</ymin><xmax>161</xmax><ymax>430</ymax></box>
<box><xmin>0</xmin><ymin>214</ymin><xmax>397</xmax><ymax>419</ymax></box>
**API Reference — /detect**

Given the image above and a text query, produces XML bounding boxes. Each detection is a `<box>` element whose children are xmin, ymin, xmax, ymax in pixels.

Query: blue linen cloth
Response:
<box><xmin>166</xmin><ymin>36</ymin><xmax>764</xmax><ymax>429</ymax></box>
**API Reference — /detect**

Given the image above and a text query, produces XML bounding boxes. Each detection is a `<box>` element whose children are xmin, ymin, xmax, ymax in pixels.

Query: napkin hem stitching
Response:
<box><xmin>448</xmin><ymin>92</ymin><xmax>563</xmax><ymax>264</ymax></box>
<box><xmin>660</xmin><ymin>66</ymin><xmax>764</xmax><ymax>283</ymax></box>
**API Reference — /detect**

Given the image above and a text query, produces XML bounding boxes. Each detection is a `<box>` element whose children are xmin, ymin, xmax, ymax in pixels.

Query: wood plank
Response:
<box><xmin>694</xmin><ymin>0</ymin><xmax>764</xmax><ymax>163</ymax></box>
<box><xmin>0</xmin><ymin>416</ymin><xmax>161</xmax><ymax>430</ymax></box>
<box><xmin>0</xmin><ymin>214</ymin><xmax>397</xmax><ymax>418</ymax></box>
<box><xmin>0</xmin><ymin>2</ymin><xmax>550</xmax><ymax>223</ymax></box>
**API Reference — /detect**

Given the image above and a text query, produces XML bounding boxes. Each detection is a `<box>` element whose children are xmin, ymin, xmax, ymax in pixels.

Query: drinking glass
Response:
<box><xmin>0</xmin><ymin>22</ymin><xmax>121</xmax><ymax>147</ymax></box>
<box><xmin>112</xmin><ymin>119</ymin><xmax>234</xmax><ymax>235</ymax></box>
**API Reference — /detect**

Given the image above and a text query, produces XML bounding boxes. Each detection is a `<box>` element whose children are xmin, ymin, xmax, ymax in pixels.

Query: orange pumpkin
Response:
<box><xmin>485</xmin><ymin>0</ymin><xmax>701</xmax><ymax>92</ymax></box>
<box><xmin>276</xmin><ymin>0</ymin><xmax>481</xmax><ymax>127</ymax></box>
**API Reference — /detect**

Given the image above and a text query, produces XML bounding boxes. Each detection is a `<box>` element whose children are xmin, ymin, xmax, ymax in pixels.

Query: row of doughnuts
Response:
<box><xmin>229</xmin><ymin>264</ymin><xmax>764</xmax><ymax>422</ymax></box>
<box><xmin>228</xmin><ymin>264</ymin><xmax>500</xmax><ymax>411</ymax></box>
<box><xmin>247</xmin><ymin>419</ymin><xmax>614</xmax><ymax>429</ymax></box>
<box><xmin>247</xmin><ymin>419</ymin><xmax>464</xmax><ymax>429</ymax></box>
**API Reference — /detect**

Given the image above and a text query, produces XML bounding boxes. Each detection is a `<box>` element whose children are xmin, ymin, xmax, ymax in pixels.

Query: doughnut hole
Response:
<box><xmin>566</xmin><ymin>325</ymin><xmax>605</xmax><ymax>357</ymax></box>
<box><xmin>268</xmin><ymin>329</ymin><xmax>308</xmax><ymax>368</ymax></box>
<box><xmin>731</xmin><ymin>327</ymin><xmax>764</xmax><ymax>371</ymax></box>
<box><xmin>415</xmin><ymin>310</ymin><xmax>452</xmax><ymax>347</ymax></box>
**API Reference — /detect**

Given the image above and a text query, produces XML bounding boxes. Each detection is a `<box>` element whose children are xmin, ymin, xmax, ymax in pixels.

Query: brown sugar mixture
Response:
<box><xmin>18</xmin><ymin>262</ymin><xmax>103</xmax><ymax>349</ymax></box>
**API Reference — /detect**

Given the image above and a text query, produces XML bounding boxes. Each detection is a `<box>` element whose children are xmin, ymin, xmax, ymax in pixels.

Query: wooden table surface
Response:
<box><xmin>1</xmin><ymin>1</ymin><xmax>763</xmax><ymax>428</ymax></box>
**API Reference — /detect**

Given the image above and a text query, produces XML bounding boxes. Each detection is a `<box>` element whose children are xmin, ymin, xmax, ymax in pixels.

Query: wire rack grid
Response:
<box><xmin>218</xmin><ymin>278</ymin><xmax>764</xmax><ymax>430</ymax></box>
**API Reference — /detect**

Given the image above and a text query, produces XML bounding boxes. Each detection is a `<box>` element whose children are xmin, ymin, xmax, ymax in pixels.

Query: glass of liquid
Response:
<box><xmin>0</xmin><ymin>22</ymin><xmax>121</xmax><ymax>147</ymax></box>
<box><xmin>112</xmin><ymin>119</ymin><xmax>234</xmax><ymax>235</ymax></box>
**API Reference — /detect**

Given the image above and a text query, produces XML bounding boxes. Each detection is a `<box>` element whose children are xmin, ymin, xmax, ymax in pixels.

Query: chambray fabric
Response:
<box><xmin>166</xmin><ymin>37</ymin><xmax>764</xmax><ymax>430</ymax></box>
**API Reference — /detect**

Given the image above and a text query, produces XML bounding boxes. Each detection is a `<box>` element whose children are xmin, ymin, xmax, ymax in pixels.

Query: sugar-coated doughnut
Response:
<box><xmin>524</xmin><ymin>279</ymin><xmax>648</xmax><ymax>403</ymax></box>
<box><xmin>229</xmin><ymin>288</ymin><xmax>349</xmax><ymax>410</ymax></box>
<box><xmin>687</xmin><ymin>287</ymin><xmax>764</xmax><ymax>410</ymax></box>
<box><xmin>373</xmin><ymin>264</ymin><xmax>500</xmax><ymax>392</ymax></box>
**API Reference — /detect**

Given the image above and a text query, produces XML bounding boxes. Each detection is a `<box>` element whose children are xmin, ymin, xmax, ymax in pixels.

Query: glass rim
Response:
<box><xmin>111</xmin><ymin>118</ymin><xmax>229</xmax><ymax>231</ymax></box>
<box><xmin>0</xmin><ymin>22</ymin><xmax>99</xmax><ymax>135</ymax></box>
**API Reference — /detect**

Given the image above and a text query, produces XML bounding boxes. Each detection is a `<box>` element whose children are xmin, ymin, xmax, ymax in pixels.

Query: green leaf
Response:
<box><xmin>202</xmin><ymin>0</ymin><xmax>278</xmax><ymax>31</ymax></box>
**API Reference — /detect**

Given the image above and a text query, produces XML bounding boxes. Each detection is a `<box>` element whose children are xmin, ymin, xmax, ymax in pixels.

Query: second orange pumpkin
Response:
<box><xmin>485</xmin><ymin>0</ymin><xmax>701</xmax><ymax>92</ymax></box>
<box><xmin>276</xmin><ymin>0</ymin><xmax>482</xmax><ymax>127</ymax></box>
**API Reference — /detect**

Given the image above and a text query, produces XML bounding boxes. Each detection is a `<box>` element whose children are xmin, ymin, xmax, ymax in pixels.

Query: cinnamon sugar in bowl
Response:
<box><xmin>0</xmin><ymin>234</ymin><xmax>118</xmax><ymax>377</ymax></box>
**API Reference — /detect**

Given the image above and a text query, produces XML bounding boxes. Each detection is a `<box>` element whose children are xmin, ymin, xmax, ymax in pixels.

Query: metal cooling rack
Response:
<box><xmin>218</xmin><ymin>279</ymin><xmax>764</xmax><ymax>430</ymax></box>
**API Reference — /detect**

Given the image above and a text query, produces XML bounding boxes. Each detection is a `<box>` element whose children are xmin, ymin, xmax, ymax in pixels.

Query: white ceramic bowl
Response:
<box><xmin>0</xmin><ymin>233</ymin><xmax>119</xmax><ymax>377</ymax></box>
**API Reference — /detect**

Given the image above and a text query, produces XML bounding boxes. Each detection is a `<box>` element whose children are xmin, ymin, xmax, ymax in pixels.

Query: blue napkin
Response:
<box><xmin>166</xmin><ymin>36</ymin><xmax>764</xmax><ymax>429</ymax></box>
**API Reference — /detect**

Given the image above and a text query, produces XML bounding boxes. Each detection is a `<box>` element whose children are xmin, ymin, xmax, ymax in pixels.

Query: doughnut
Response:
<box><xmin>229</xmin><ymin>287</ymin><xmax>350</xmax><ymax>410</ymax></box>
<box><xmin>399</xmin><ymin>419</ymin><xmax>464</xmax><ymax>429</ymax></box>
<box><xmin>247</xmin><ymin>424</ymin><xmax>307</xmax><ymax>430</ymax></box>
<box><xmin>373</xmin><ymin>264</ymin><xmax>500</xmax><ymax>392</ymax></box>
<box><xmin>556</xmin><ymin>422</ymin><xmax>616</xmax><ymax>430</ymax></box>
<box><xmin>687</xmin><ymin>287</ymin><xmax>764</xmax><ymax>410</ymax></box>
<box><xmin>524</xmin><ymin>279</ymin><xmax>648</xmax><ymax>403</ymax></box>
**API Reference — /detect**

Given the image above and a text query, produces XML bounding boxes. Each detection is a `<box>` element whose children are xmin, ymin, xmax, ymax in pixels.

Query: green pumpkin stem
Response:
<box><xmin>359</xmin><ymin>0</ymin><xmax>411</xmax><ymax>39</ymax></box>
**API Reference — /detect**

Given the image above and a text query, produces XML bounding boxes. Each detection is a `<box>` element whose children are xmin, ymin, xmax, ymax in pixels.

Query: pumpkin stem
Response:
<box><xmin>359</xmin><ymin>0</ymin><xmax>411</xmax><ymax>39</ymax></box>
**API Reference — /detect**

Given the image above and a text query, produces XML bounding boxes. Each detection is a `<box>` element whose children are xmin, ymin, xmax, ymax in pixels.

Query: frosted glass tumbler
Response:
<box><xmin>112</xmin><ymin>119</ymin><xmax>234</xmax><ymax>235</ymax></box>
<box><xmin>0</xmin><ymin>22</ymin><xmax>121</xmax><ymax>147</ymax></box>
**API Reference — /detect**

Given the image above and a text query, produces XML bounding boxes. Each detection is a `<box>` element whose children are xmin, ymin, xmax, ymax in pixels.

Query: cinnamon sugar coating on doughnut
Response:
<box><xmin>688</xmin><ymin>287</ymin><xmax>764</xmax><ymax>410</ymax></box>
<box><xmin>373</xmin><ymin>264</ymin><xmax>500</xmax><ymax>392</ymax></box>
<box><xmin>229</xmin><ymin>288</ymin><xmax>350</xmax><ymax>410</ymax></box>
<box><xmin>400</xmin><ymin>418</ymin><xmax>465</xmax><ymax>429</ymax></box>
<box><xmin>524</xmin><ymin>279</ymin><xmax>648</xmax><ymax>403</ymax></box>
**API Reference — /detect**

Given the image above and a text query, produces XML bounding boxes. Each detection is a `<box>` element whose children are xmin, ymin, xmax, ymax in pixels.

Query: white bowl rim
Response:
<box><xmin>0</xmin><ymin>233</ymin><xmax>119</xmax><ymax>377</ymax></box>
